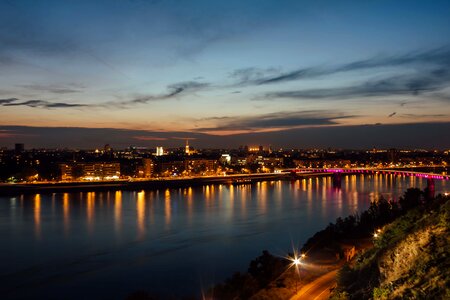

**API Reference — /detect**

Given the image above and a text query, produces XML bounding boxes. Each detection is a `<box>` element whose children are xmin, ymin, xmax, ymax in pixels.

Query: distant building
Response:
<box><xmin>156</xmin><ymin>146</ymin><xmax>164</xmax><ymax>156</ymax></box>
<box><xmin>232</xmin><ymin>156</ymin><xmax>247</xmax><ymax>166</ymax></box>
<box><xmin>158</xmin><ymin>160</ymin><xmax>185</xmax><ymax>175</ymax></box>
<box><xmin>142</xmin><ymin>158</ymin><xmax>154</xmax><ymax>177</ymax></box>
<box><xmin>15</xmin><ymin>143</ymin><xmax>24</xmax><ymax>153</ymax></box>
<box><xmin>185</xmin><ymin>140</ymin><xmax>190</xmax><ymax>155</ymax></box>
<box><xmin>219</xmin><ymin>154</ymin><xmax>231</xmax><ymax>164</ymax></box>
<box><xmin>185</xmin><ymin>158</ymin><xmax>216</xmax><ymax>175</ymax></box>
<box><xmin>60</xmin><ymin>164</ymin><xmax>73</xmax><ymax>181</ymax></box>
<box><xmin>60</xmin><ymin>162</ymin><xmax>120</xmax><ymax>181</ymax></box>
<box><xmin>388</xmin><ymin>148</ymin><xmax>398</xmax><ymax>164</ymax></box>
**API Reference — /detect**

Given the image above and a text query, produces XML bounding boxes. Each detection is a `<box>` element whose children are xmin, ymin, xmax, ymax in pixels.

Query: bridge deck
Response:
<box><xmin>285</xmin><ymin>168</ymin><xmax>449</xmax><ymax>180</ymax></box>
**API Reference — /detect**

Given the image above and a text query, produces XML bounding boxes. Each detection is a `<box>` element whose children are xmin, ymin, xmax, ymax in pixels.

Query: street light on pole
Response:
<box><xmin>293</xmin><ymin>256</ymin><xmax>300</xmax><ymax>292</ymax></box>
<box><xmin>289</xmin><ymin>253</ymin><xmax>305</xmax><ymax>293</ymax></box>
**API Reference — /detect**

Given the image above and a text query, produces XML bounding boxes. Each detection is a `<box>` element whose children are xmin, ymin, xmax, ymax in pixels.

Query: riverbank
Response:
<box><xmin>330</xmin><ymin>191</ymin><xmax>449</xmax><ymax>299</ymax></box>
<box><xmin>0</xmin><ymin>172</ymin><xmax>333</xmax><ymax>196</ymax></box>
<box><xmin>206</xmin><ymin>188</ymin><xmax>449</xmax><ymax>300</ymax></box>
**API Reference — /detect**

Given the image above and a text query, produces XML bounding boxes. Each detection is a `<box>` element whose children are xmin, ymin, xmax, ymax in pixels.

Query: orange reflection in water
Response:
<box><xmin>187</xmin><ymin>187</ymin><xmax>193</xmax><ymax>222</ymax></box>
<box><xmin>164</xmin><ymin>189</ymin><xmax>171</xmax><ymax>225</ymax></box>
<box><xmin>204</xmin><ymin>185</ymin><xmax>211</xmax><ymax>202</ymax></box>
<box><xmin>259</xmin><ymin>181</ymin><xmax>267</xmax><ymax>213</ymax></box>
<box><xmin>307</xmin><ymin>178</ymin><xmax>313</xmax><ymax>205</ymax></box>
<box><xmin>115</xmin><ymin>191</ymin><xmax>122</xmax><ymax>232</ymax></box>
<box><xmin>274</xmin><ymin>180</ymin><xmax>283</xmax><ymax>210</ymax></box>
<box><xmin>34</xmin><ymin>194</ymin><xmax>41</xmax><ymax>238</ymax></box>
<box><xmin>229</xmin><ymin>184</ymin><xmax>235</xmax><ymax>212</ymax></box>
<box><xmin>63</xmin><ymin>193</ymin><xmax>69</xmax><ymax>233</ymax></box>
<box><xmin>301</xmin><ymin>179</ymin><xmax>307</xmax><ymax>191</ymax></box>
<box><xmin>87</xmin><ymin>192</ymin><xmax>95</xmax><ymax>231</ymax></box>
<box><xmin>240</xmin><ymin>185</ymin><xmax>248</xmax><ymax>218</ymax></box>
<box><xmin>137</xmin><ymin>191</ymin><xmax>145</xmax><ymax>238</ymax></box>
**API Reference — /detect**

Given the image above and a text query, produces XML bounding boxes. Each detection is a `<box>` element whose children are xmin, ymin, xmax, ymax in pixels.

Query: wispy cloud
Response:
<box><xmin>236</xmin><ymin>47</ymin><xmax>450</xmax><ymax>86</ymax></box>
<box><xmin>400</xmin><ymin>113</ymin><xmax>447</xmax><ymax>118</ymax></box>
<box><xmin>264</xmin><ymin>69</ymin><xmax>450</xmax><ymax>100</ymax></box>
<box><xmin>0</xmin><ymin>98</ymin><xmax>18</xmax><ymax>104</ymax></box>
<box><xmin>110</xmin><ymin>81</ymin><xmax>209</xmax><ymax>107</ymax></box>
<box><xmin>229</xmin><ymin>67</ymin><xmax>281</xmax><ymax>85</ymax></box>
<box><xmin>0</xmin><ymin>129</ymin><xmax>17</xmax><ymax>138</ymax></box>
<box><xmin>133</xmin><ymin>136</ymin><xmax>168</xmax><ymax>141</ymax></box>
<box><xmin>171</xmin><ymin>136</ymin><xmax>198</xmax><ymax>140</ymax></box>
<box><xmin>194</xmin><ymin>110</ymin><xmax>354</xmax><ymax>133</ymax></box>
<box><xmin>388</xmin><ymin>112</ymin><xmax>396</xmax><ymax>117</ymax></box>
<box><xmin>2</xmin><ymin>80</ymin><xmax>209</xmax><ymax>110</ymax></box>
<box><xmin>1</xmin><ymin>98</ymin><xmax>86</xmax><ymax>108</ymax></box>
<box><xmin>17</xmin><ymin>84</ymin><xmax>83</xmax><ymax>94</ymax></box>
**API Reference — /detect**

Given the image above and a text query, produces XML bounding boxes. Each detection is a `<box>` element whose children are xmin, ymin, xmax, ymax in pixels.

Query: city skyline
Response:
<box><xmin>1</xmin><ymin>0</ymin><xmax>450</xmax><ymax>148</ymax></box>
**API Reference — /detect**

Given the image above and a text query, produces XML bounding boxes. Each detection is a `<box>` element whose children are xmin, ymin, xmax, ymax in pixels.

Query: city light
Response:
<box><xmin>0</xmin><ymin>1</ymin><xmax>449</xmax><ymax>299</ymax></box>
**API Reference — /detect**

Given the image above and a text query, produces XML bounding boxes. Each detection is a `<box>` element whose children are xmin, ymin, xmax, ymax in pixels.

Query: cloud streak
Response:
<box><xmin>194</xmin><ymin>110</ymin><xmax>354</xmax><ymax>132</ymax></box>
<box><xmin>0</xmin><ymin>98</ymin><xmax>86</xmax><ymax>108</ymax></box>
<box><xmin>0</xmin><ymin>98</ymin><xmax>18</xmax><ymax>104</ymax></box>
<box><xmin>236</xmin><ymin>47</ymin><xmax>450</xmax><ymax>86</ymax></box>
<box><xmin>110</xmin><ymin>81</ymin><xmax>209</xmax><ymax>107</ymax></box>
<box><xmin>133</xmin><ymin>136</ymin><xmax>168</xmax><ymax>141</ymax></box>
<box><xmin>2</xmin><ymin>123</ymin><xmax>449</xmax><ymax>149</ymax></box>
<box><xmin>264</xmin><ymin>68</ymin><xmax>450</xmax><ymax>100</ymax></box>
<box><xmin>1</xmin><ymin>80</ymin><xmax>209</xmax><ymax>110</ymax></box>
<box><xmin>18</xmin><ymin>84</ymin><xmax>83</xmax><ymax>94</ymax></box>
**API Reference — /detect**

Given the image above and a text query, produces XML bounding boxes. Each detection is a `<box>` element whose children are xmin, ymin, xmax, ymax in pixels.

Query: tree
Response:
<box><xmin>399</xmin><ymin>188</ymin><xmax>423</xmax><ymax>211</ymax></box>
<box><xmin>248</xmin><ymin>250</ymin><xmax>287</xmax><ymax>288</ymax></box>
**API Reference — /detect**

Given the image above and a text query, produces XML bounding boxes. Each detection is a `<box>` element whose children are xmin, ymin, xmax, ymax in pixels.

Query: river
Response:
<box><xmin>0</xmin><ymin>174</ymin><xmax>447</xmax><ymax>299</ymax></box>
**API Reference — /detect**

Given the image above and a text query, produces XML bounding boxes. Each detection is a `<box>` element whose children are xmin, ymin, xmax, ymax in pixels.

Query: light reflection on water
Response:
<box><xmin>34</xmin><ymin>194</ymin><xmax>41</xmax><ymax>239</ymax></box>
<box><xmin>0</xmin><ymin>175</ymin><xmax>447</xmax><ymax>299</ymax></box>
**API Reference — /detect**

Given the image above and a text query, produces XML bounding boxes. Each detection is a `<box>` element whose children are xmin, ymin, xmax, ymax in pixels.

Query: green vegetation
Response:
<box><xmin>207</xmin><ymin>188</ymin><xmax>449</xmax><ymax>300</ymax></box>
<box><xmin>207</xmin><ymin>250</ymin><xmax>289</xmax><ymax>299</ymax></box>
<box><xmin>331</xmin><ymin>190</ymin><xmax>450</xmax><ymax>300</ymax></box>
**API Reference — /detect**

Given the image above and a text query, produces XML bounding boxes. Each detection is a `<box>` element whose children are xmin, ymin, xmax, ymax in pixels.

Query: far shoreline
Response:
<box><xmin>0</xmin><ymin>172</ymin><xmax>334</xmax><ymax>196</ymax></box>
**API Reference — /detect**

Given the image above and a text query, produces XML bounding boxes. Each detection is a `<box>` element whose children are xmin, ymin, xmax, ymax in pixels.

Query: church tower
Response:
<box><xmin>185</xmin><ymin>139</ymin><xmax>190</xmax><ymax>155</ymax></box>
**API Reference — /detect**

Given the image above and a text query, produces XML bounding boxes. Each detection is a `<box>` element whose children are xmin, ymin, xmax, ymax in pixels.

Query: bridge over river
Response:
<box><xmin>284</xmin><ymin>167</ymin><xmax>449</xmax><ymax>197</ymax></box>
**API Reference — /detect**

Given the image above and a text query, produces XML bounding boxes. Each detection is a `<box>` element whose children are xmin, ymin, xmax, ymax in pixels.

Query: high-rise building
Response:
<box><xmin>220</xmin><ymin>154</ymin><xmax>231</xmax><ymax>164</ymax></box>
<box><xmin>185</xmin><ymin>140</ymin><xmax>190</xmax><ymax>155</ymax></box>
<box><xmin>59</xmin><ymin>162</ymin><xmax>120</xmax><ymax>181</ymax></box>
<box><xmin>388</xmin><ymin>148</ymin><xmax>398</xmax><ymax>164</ymax></box>
<box><xmin>156</xmin><ymin>146</ymin><xmax>164</xmax><ymax>156</ymax></box>
<box><xmin>15</xmin><ymin>143</ymin><xmax>24</xmax><ymax>153</ymax></box>
<box><xmin>142</xmin><ymin>158</ymin><xmax>154</xmax><ymax>178</ymax></box>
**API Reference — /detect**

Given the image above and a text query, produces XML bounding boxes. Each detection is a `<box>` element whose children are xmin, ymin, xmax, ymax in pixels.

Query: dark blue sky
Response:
<box><xmin>0</xmin><ymin>0</ymin><xmax>449</xmax><ymax>148</ymax></box>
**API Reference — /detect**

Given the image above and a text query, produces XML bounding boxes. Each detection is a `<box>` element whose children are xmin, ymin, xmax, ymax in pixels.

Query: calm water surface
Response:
<box><xmin>0</xmin><ymin>175</ymin><xmax>447</xmax><ymax>299</ymax></box>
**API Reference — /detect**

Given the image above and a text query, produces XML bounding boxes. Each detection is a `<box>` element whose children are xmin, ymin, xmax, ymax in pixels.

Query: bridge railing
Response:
<box><xmin>283</xmin><ymin>168</ymin><xmax>449</xmax><ymax>180</ymax></box>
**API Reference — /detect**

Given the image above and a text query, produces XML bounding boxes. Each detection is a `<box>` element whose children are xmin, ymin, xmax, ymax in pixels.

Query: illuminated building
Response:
<box><xmin>184</xmin><ymin>159</ymin><xmax>217</xmax><ymax>175</ymax></box>
<box><xmin>60</xmin><ymin>164</ymin><xmax>73</xmax><ymax>181</ymax></box>
<box><xmin>158</xmin><ymin>160</ymin><xmax>185</xmax><ymax>175</ymax></box>
<box><xmin>156</xmin><ymin>146</ymin><xmax>164</xmax><ymax>156</ymax></box>
<box><xmin>219</xmin><ymin>154</ymin><xmax>231</xmax><ymax>164</ymax></box>
<box><xmin>142</xmin><ymin>158</ymin><xmax>154</xmax><ymax>177</ymax></box>
<box><xmin>59</xmin><ymin>162</ymin><xmax>120</xmax><ymax>181</ymax></box>
<box><xmin>185</xmin><ymin>140</ymin><xmax>190</xmax><ymax>155</ymax></box>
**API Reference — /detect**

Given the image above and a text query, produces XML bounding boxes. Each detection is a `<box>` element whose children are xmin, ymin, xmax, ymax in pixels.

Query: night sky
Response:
<box><xmin>1</xmin><ymin>0</ymin><xmax>449</xmax><ymax>149</ymax></box>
